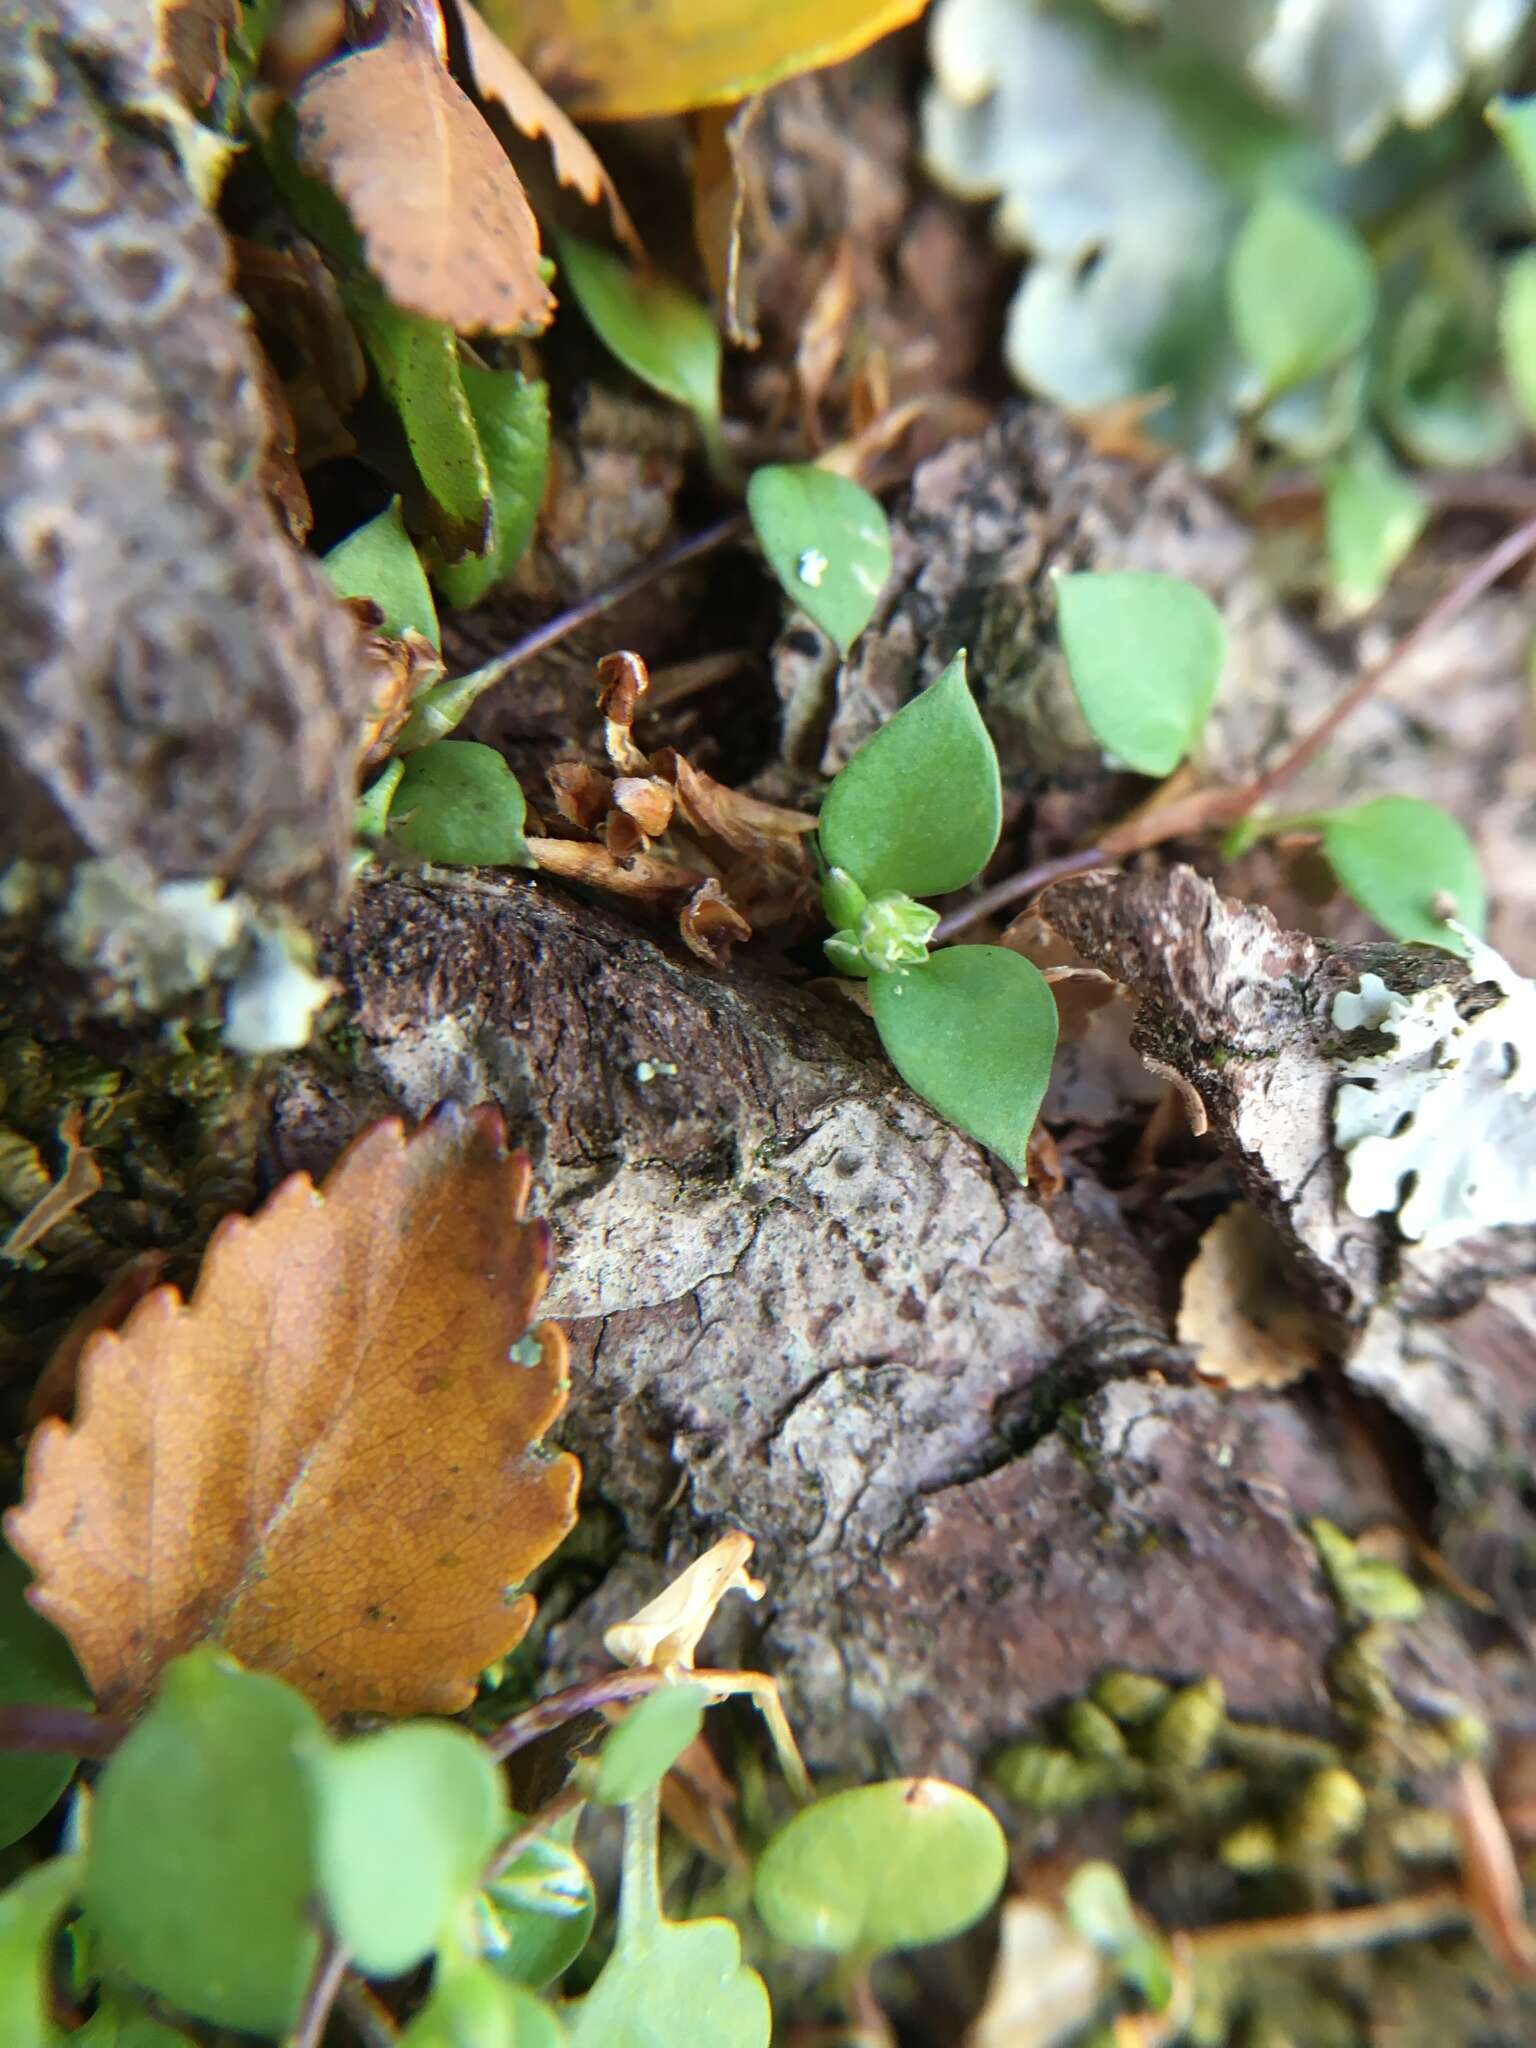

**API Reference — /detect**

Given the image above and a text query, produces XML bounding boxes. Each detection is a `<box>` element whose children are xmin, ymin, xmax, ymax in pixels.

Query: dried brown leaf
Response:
<box><xmin>357</xmin><ymin>622</ymin><xmax>446</xmax><ymax>765</ymax></box>
<box><xmin>26</xmin><ymin>1254</ymin><xmax>168</xmax><ymax>1431</ymax></box>
<box><xmin>459</xmin><ymin>0</ymin><xmax>643</xmax><ymax>262</ymax></box>
<box><xmin>159</xmin><ymin>0</ymin><xmax>240</xmax><ymax>109</ymax></box>
<box><xmin>253</xmin><ymin>348</ymin><xmax>314</xmax><ymax>545</ymax></box>
<box><xmin>692</xmin><ymin>99</ymin><xmax>765</xmax><ymax>350</ymax></box>
<box><xmin>1</xmin><ymin>1110</ymin><xmax>103</xmax><ymax>1264</ymax></box>
<box><xmin>1456</xmin><ymin>1762</ymin><xmax>1536</xmax><ymax>1978</ymax></box>
<box><xmin>547</xmin><ymin>759</ymin><xmax>615</xmax><ymax>833</ymax></box>
<box><xmin>796</xmin><ymin>239</ymin><xmax>860</xmax><ymax>446</ymax></box>
<box><xmin>1177</xmin><ymin>1203</ymin><xmax>1322</xmax><ymax>1392</ymax></box>
<box><xmin>7</xmin><ymin>1105</ymin><xmax>578</xmax><ymax>1719</ymax></box>
<box><xmin>525</xmin><ymin>836</ymin><xmax>706</xmax><ymax>906</ymax></box>
<box><xmin>661</xmin><ymin>753</ymin><xmax>815</xmax><ymax>873</ymax></box>
<box><xmin>294</xmin><ymin>27</ymin><xmax>555</xmax><ymax>336</ymax></box>
<box><xmin>596</xmin><ymin>650</ymin><xmax>652</xmax><ymax>773</ymax></box>
<box><xmin>679</xmin><ymin>876</ymin><xmax>752</xmax><ymax>965</ymax></box>
<box><xmin>612</xmin><ymin>777</ymin><xmax>676</xmax><ymax>841</ymax></box>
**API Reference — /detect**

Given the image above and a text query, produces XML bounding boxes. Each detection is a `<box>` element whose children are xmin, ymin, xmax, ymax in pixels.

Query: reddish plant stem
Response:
<box><xmin>287</xmin><ymin>1936</ymin><xmax>350</xmax><ymax>2048</ymax></box>
<box><xmin>483</xmin><ymin>1667</ymin><xmax>668</xmax><ymax>1761</ymax></box>
<box><xmin>934</xmin><ymin>512</ymin><xmax>1536</xmax><ymax>943</ymax></box>
<box><xmin>457</xmin><ymin>511</ymin><xmax>749</xmax><ymax>699</ymax></box>
<box><xmin>0</xmin><ymin>1704</ymin><xmax>123</xmax><ymax>1759</ymax></box>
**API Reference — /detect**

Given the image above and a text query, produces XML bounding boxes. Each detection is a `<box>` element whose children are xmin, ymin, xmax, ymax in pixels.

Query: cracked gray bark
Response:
<box><xmin>270</xmin><ymin>868</ymin><xmax>1509</xmax><ymax>1786</ymax></box>
<box><xmin>1</xmin><ymin>1</ymin><xmax>372</xmax><ymax>915</ymax></box>
<box><xmin>1043</xmin><ymin>864</ymin><xmax>1536</xmax><ymax>1648</ymax></box>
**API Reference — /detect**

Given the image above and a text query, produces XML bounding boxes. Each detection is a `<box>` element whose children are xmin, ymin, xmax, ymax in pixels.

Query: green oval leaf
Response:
<box><xmin>482</xmin><ymin>1829</ymin><xmax>595</xmax><ymax>1989</ymax></box>
<box><xmin>433</xmin><ymin>370</ymin><xmax>551</xmax><ymax>611</ymax></box>
<box><xmin>0</xmin><ymin>1855</ymin><xmax>79</xmax><ymax>2047</ymax></box>
<box><xmin>747</xmin><ymin>465</ymin><xmax>891</xmax><ymax>655</ymax></box>
<box><xmin>1056</xmin><ymin>570</ymin><xmax>1225</xmax><ymax>778</ymax></box>
<box><xmin>817</xmin><ymin>652</ymin><xmax>1001</xmax><ymax>898</ymax></box>
<box><xmin>1324</xmin><ymin>440</ymin><xmax>1428</xmax><ymax>618</ymax></box>
<box><xmin>1228</xmin><ymin>193</ymin><xmax>1374</xmax><ymax>393</ymax></box>
<box><xmin>84</xmin><ymin>1652</ymin><xmax>322</xmax><ymax>2037</ymax></box>
<box><xmin>869</xmin><ymin>947</ymin><xmax>1058</xmax><ymax>1179</ymax></box>
<box><xmin>0</xmin><ymin>1542</ymin><xmax>90</xmax><ymax>1854</ymax></box>
<box><xmin>344</xmin><ymin>280</ymin><xmax>492</xmax><ymax>559</ymax></box>
<box><xmin>402</xmin><ymin>1953</ymin><xmax>567</xmax><ymax>2047</ymax></box>
<box><xmin>311</xmin><ymin>1722</ymin><xmax>507</xmax><ymax>1979</ymax></box>
<box><xmin>1317</xmin><ymin>797</ymin><xmax>1485</xmax><ymax>952</ymax></box>
<box><xmin>71</xmin><ymin>1989</ymin><xmax>194</xmax><ymax>2045</ymax></box>
<box><xmin>1500</xmin><ymin>252</ymin><xmax>1536</xmax><ymax>429</ymax></box>
<box><xmin>570</xmin><ymin>1913</ymin><xmax>768</xmax><ymax>2048</ymax></box>
<box><xmin>591</xmin><ymin>1685</ymin><xmax>708</xmax><ymax>1809</ymax></box>
<box><xmin>389</xmin><ymin>741</ymin><xmax>533</xmax><ymax>867</ymax></box>
<box><xmin>1489</xmin><ymin>94</ymin><xmax>1536</xmax><ymax>212</ymax></box>
<box><xmin>753</xmin><ymin>1777</ymin><xmax>1007</xmax><ymax>1956</ymax></box>
<box><xmin>324</xmin><ymin>498</ymin><xmax>441</xmax><ymax>650</ymax></box>
<box><xmin>1063</xmin><ymin>1862</ymin><xmax>1141</xmax><ymax>1954</ymax></box>
<box><xmin>556</xmin><ymin>236</ymin><xmax>721</xmax><ymax>456</ymax></box>
<box><xmin>1380</xmin><ymin>286</ymin><xmax>1520</xmax><ymax>472</ymax></box>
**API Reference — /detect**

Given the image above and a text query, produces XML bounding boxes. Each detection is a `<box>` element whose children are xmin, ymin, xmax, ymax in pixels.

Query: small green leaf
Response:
<box><xmin>433</xmin><ymin>371</ymin><xmax>551</xmax><ymax>611</ymax></box>
<box><xmin>569</xmin><ymin>1915</ymin><xmax>768</xmax><ymax>2048</ymax></box>
<box><xmin>747</xmin><ymin>465</ymin><xmax>891</xmax><ymax>655</ymax></box>
<box><xmin>72</xmin><ymin>1990</ymin><xmax>194</xmax><ymax>2045</ymax></box>
<box><xmin>84</xmin><ymin>1652</ymin><xmax>322</xmax><ymax>2037</ymax></box>
<box><xmin>1500</xmin><ymin>252</ymin><xmax>1536</xmax><ymax>428</ymax></box>
<box><xmin>0</xmin><ymin>1542</ymin><xmax>90</xmax><ymax>1853</ymax></box>
<box><xmin>0</xmin><ymin>1855</ymin><xmax>79</xmax><ymax>2048</ymax></box>
<box><xmin>310</xmin><ymin>1722</ymin><xmax>508</xmax><ymax>1979</ymax></box>
<box><xmin>870</xmin><ymin>947</ymin><xmax>1058</xmax><ymax>1178</ymax></box>
<box><xmin>1380</xmin><ymin>286</ymin><xmax>1520</xmax><ymax>471</ymax></box>
<box><xmin>753</xmin><ymin>1777</ymin><xmax>1007</xmax><ymax>1956</ymax></box>
<box><xmin>1063</xmin><ymin>1862</ymin><xmax>1140</xmax><ymax>1955</ymax></box>
<box><xmin>344</xmin><ymin>280</ymin><xmax>492</xmax><ymax>559</ymax></box>
<box><xmin>389</xmin><ymin>742</ymin><xmax>533</xmax><ymax>868</ymax></box>
<box><xmin>1056</xmin><ymin>571</ymin><xmax>1225</xmax><ymax>778</ymax></box>
<box><xmin>817</xmin><ymin>652</ymin><xmax>1001</xmax><ymax>898</ymax></box>
<box><xmin>590</xmin><ymin>1685</ymin><xmax>708</xmax><ymax>1809</ymax></box>
<box><xmin>1317</xmin><ymin>797</ymin><xmax>1485</xmax><ymax>951</ymax></box>
<box><xmin>1228</xmin><ymin>193</ymin><xmax>1374</xmax><ymax>392</ymax></box>
<box><xmin>481</xmin><ymin>1829</ymin><xmax>595</xmax><ymax>1989</ymax></box>
<box><xmin>570</xmin><ymin>1791</ymin><xmax>768</xmax><ymax>2048</ymax></box>
<box><xmin>1489</xmin><ymin>95</ymin><xmax>1536</xmax><ymax>212</ymax></box>
<box><xmin>324</xmin><ymin>499</ymin><xmax>441</xmax><ymax>650</ymax></box>
<box><xmin>1324</xmin><ymin>440</ymin><xmax>1428</xmax><ymax>617</ymax></box>
<box><xmin>401</xmin><ymin>1951</ymin><xmax>567</xmax><ymax>2047</ymax></box>
<box><xmin>556</xmin><ymin>236</ymin><xmax>722</xmax><ymax>457</ymax></box>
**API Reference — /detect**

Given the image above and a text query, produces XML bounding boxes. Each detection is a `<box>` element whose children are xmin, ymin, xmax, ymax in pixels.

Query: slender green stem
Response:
<box><xmin>619</xmin><ymin>1785</ymin><xmax>664</xmax><ymax>1936</ymax></box>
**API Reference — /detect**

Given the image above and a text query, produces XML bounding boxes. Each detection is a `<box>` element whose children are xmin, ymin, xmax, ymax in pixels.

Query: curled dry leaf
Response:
<box><xmin>596</xmin><ymin>650</ymin><xmax>652</xmax><ymax>773</ymax></box>
<box><xmin>680</xmin><ymin>877</ymin><xmax>753</xmax><ymax>965</ymax></box>
<box><xmin>547</xmin><ymin>758</ymin><xmax>615</xmax><ymax>833</ymax></box>
<box><xmin>295</xmin><ymin>25</ymin><xmax>555</xmax><ymax>336</ymax></box>
<box><xmin>6</xmin><ymin>1106</ymin><xmax>579</xmax><ymax>1719</ymax></box>
<box><xmin>252</xmin><ymin>348</ymin><xmax>314</xmax><ymax>545</ymax></box>
<box><xmin>604</xmin><ymin>1532</ymin><xmax>764</xmax><ymax>1673</ymax></box>
<box><xmin>1177</xmin><ymin>1203</ymin><xmax>1322</xmax><ymax>1393</ymax></box>
<box><xmin>525</xmin><ymin>836</ymin><xmax>706</xmax><ymax>905</ymax></box>
<box><xmin>612</xmin><ymin>776</ymin><xmax>677</xmax><ymax>843</ymax></box>
<box><xmin>796</xmin><ymin>239</ymin><xmax>860</xmax><ymax>445</ymax></box>
<box><xmin>661</xmin><ymin>752</ymin><xmax>815</xmax><ymax>875</ymax></box>
<box><xmin>158</xmin><ymin>0</ymin><xmax>241</xmax><ymax>110</ymax></box>
<box><xmin>1</xmin><ymin>1110</ymin><xmax>103</xmax><ymax>1264</ymax></box>
<box><xmin>692</xmin><ymin>99</ymin><xmax>766</xmax><ymax>350</ymax></box>
<box><xmin>458</xmin><ymin>0</ymin><xmax>643</xmax><ymax>262</ymax></box>
<box><xmin>356</xmin><ymin>622</ymin><xmax>446</xmax><ymax>766</ymax></box>
<box><xmin>1456</xmin><ymin>1761</ymin><xmax>1536</xmax><ymax>1979</ymax></box>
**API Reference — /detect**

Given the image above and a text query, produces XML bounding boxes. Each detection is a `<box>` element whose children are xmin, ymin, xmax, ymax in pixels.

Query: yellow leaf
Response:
<box><xmin>7</xmin><ymin>1106</ymin><xmax>579</xmax><ymax>1719</ymax></box>
<box><xmin>485</xmin><ymin>0</ymin><xmax>932</xmax><ymax>121</ymax></box>
<box><xmin>295</xmin><ymin>25</ymin><xmax>554</xmax><ymax>335</ymax></box>
<box><xmin>458</xmin><ymin>0</ymin><xmax>644</xmax><ymax>262</ymax></box>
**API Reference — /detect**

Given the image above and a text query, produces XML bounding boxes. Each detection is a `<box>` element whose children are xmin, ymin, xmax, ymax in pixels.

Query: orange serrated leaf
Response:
<box><xmin>486</xmin><ymin>0</ymin><xmax>931</xmax><ymax>121</ymax></box>
<box><xmin>6</xmin><ymin>1105</ymin><xmax>579</xmax><ymax>1720</ymax></box>
<box><xmin>295</xmin><ymin>25</ymin><xmax>555</xmax><ymax>336</ymax></box>
<box><xmin>458</xmin><ymin>0</ymin><xmax>644</xmax><ymax>262</ymax></box>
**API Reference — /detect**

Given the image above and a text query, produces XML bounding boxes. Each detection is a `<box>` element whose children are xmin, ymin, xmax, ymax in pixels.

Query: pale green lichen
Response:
<box><xmin>1330</xmin><ymin>930</ymin><xmax>1536</xmax><ymax>1245</ymax></box>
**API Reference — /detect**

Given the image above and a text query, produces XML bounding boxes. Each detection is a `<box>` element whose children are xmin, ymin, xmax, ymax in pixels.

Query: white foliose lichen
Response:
<box><xmin>1331</xmin><ymin>931</ymin><xmax>1536</xmax><ymax>1246</ymax></box>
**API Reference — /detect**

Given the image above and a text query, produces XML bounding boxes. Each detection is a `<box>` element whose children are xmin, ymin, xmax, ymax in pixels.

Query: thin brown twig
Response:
<box><xmin>0</xmin><ymin>1704</ymin><xmax>123</xmax><ymax>1760</ymax></box>
<box><xmin>1182</xmin><ymin>1884</ymin><xmax>1467</xmax><ymax>1965</ymax></box>
<box><xmin>286</xmin><ymin>1935</ymin><xmax>350</xmax><ymax>2048</ymax></box>
<box><xmin>337</xmin><ymin>1974</ymin><xmax>401</xmax><ymax>2047</ymax></box>
<box><xmin>453</xmin><ymin>510</ymin><xmax>749</xmax><ymax>699</ymax></box>
<box><xmin>483</xmin><ymin>1667</ymin><xmax>669</xmax><ymax>1761</ymax></box>
<box><xmin>933</xmin><ymin>512</ymin><xmax>1536</xmax><ymax>942</ymax></box>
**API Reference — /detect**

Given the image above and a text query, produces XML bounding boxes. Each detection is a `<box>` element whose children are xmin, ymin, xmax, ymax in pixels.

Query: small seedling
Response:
<box><xmin>816</xmin><ymin>652</ymin><xmax>1057</xmax><ymax>1177</ymax></box>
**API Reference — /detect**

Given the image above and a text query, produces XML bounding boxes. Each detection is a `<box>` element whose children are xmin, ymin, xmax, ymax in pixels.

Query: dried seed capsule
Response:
<box><xmin>1147</xmin><ymin>1676</ymin><xmax>1225</xmax><ymax>1770</ymax></box>
<box><xmin>1092</xmin><ymin>1669</ymin><xmax>1172</xmax><ymax>1727</ymax></box>
<box><xmin>1063</xmin><ymin>1698</ymin><xmax>1129</xmax><ymax>1762</ymax></box>
<box><xmin>990</xmin><ymin>1742</ymin><xmax>1113</xmax><ymax>1811</ymax></box>
<box><xmin>1220</xmin><ymin>1820</ymin><xmax>1279</xmax><ymax>1872</ymax></box>
<box><xmin>1287</xmin><ymin>1767</ymin><xmax>1366</xmax><ymax>1853</ymax></box>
